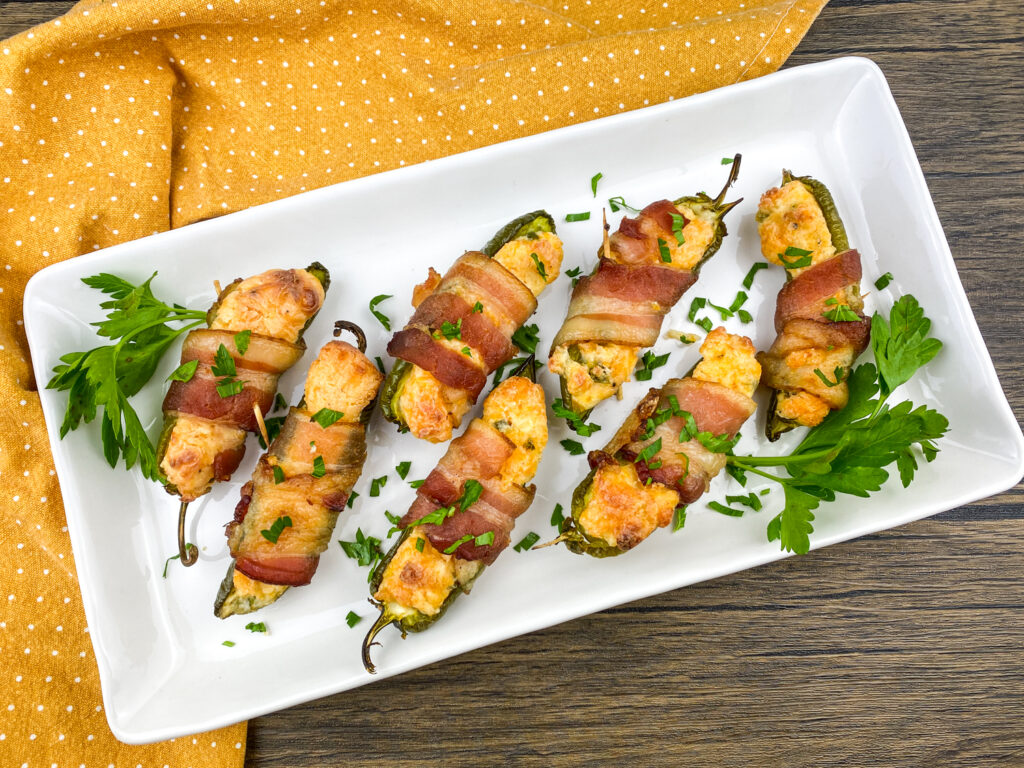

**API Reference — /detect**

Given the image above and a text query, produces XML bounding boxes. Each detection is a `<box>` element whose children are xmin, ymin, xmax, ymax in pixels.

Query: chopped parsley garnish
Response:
<box><xmin>707</xmin><ymin>300</ymin><xmax>734</xmax><ymax>320</ymax></box>
<box><xmin>694</xmin><ymin>317</ymin><xmax>713</xmax><ymax>333</ymax></box>
<box><xmin>385</xmin><ymin>510</ymin><xmax>403</xmax><ymax>537</ymax></box>
<box><xmin>565</xmin><ymin>211</ymin><xmax>591</xmax><ymax>222</ymax></box>
<box><xmin>565</xmin><ymin>266</ymin><xmax>583</xmax><ymax>287</ymax></box>
<box><xmin>395</xmin><ymin>461</ymin><xmax>411</xmax><ymax>479</ymax></box>
<box><xmin>162</xmin><ymin>544</ymin><xmax>195</xmax><ymax>578</ymax></box>
<box><xmin>813</xmin><ymin>366</ymin><xmax>846</xmax><ymax>388</ymax></box>
<box><xmin>272</xmin><ymin>465</ymin><xmax>286</xmax><ymax>484</ymax></box>
<box><xmin>415</xmin><ymin>537</ymin><xmax>425</xmax><ymax>552</ymax></box>
<box><xmin>233</xmin><ymin>330</ymin><xmax>251</xmax><ymax>355</ymax></box>
<box><xmin>338</xmin><ymin>528</ymin><xmax>383</xmax><ymax>568</ymax></box>
<box><xmin>560</xmin><ymin>438</ymin><xmax>585</xmax><ymax>455</ymax></box>
<box><xmin>672</xmin><ymin>507</ymin><xmax>687</xmax><ymax>531</ymax></box>
<box><xmin>675</xmin><ymin>408</ymin><xmax>739</xmax><ymax>453</ymax></box>
<box><xmin>211</xmin><ymin>343</ymin><xmax>236</xmax><ymax>378</ymax></box>
<box><xmin>511</xmin><ymin>323</ymin><xmax>540</xmax><ymax>355</ymax></box>
<box><xmin>688</xmin><ymin>297</ymin><xmax>707</xmax><ymax>322</ymax></box>
<box><xmin>726</xmin><ymin>492</ymin><xmax>762</xmax><ymax>511</ymax></box>
<box><xmin>458</xmin><ymin>479</ymin><xmax>483</xmax><ymax>511</ymax></box>
<box><xmin>608</xmin><ymin>196</ymin><xmax>641</xmax><ymax>214</ymax></box>
<box><xmin>273</xmin><ymin>393</ymin><xmax>288</xmax><ymax>412</ymax></box>
<box><xmin>408</xmin><ymin>479</ymin><xmax>425</xmax><ymax>489</ymax></box>
<box><xmin>635</xmin><ymin>350</ymin><xmax>670</xmax><ymax>381</ymax></box>
<box><xmin>345</xmin><ymin>611</ymin><xmax>362</xmax><ymax>628</ymax></box>
<box><xmin>779</xmin><ymin>246</ymin><xmax>813</xmax><ymax>269</ymax></box>
<box><xmin>311</xmin><ymin>455</ymin><xmax>326</xmax><ymax>478</ymax></box>
<box><xmin>657</xmin><ymin>237</ymin><xmax>672</xmax><ymax>263</ymax></box>
<box><xmin>245</xmin><ymin>622</ymin><xmax>267</xmax><ymax>633</ymax></box>
<box><xmin>729</xmin><ymin>291</ymin><xmax>748</xmax><ymax>313</ymax></box>
<box><xmin>369</xmin><ymin>294</ymin><xmax>393</xmax><ymax>331</ymax></box>
<box><xmin>513</xmin><ymin>532</ymin><xmax>541</xmax><ymax>552</ymax></box>
<box><xmin>667</xmin><ymin>330</ymin><xmax>697</xmax><ymax>345</ymax></box>
<box><xmin>708</xmin><ymin>501</ymin><xmax>746</xmax><ymax>517</ymax></box>
<box><xmin>670</xmin><ymin>213</ymin><xmax>686</xmax><ymax>246</ymax></box>
<box><xmin>369</xmin><ymin>475</ymin><xmax>387</xmax><ymax>497</ymax></box>
<box><xmin>823</xmin><ymin>304</ymin><xmax>861</xmax><ymax>322</ymax></box>
<box><xmin>216</xmin><ymin>378</ymin><xmax>244</xmax><ymax>398</ymax></box>
<box><xmin>475</xmin><ymin>531</ymin><xmax>495</xmax><ymax>546</ymax></box>
<box><xmin>737</xmin><ymin>309</ymin><xmax>753</xmax><ymax>324</ymax></box>
<box><xmin>721</xmin><ymin>156</ymin><xmax>734</xmax><ymax>165</ymax></box>
<box><xmin>442</xmin><ymin>531</ymin><xmax>495</xmax><ymax>554</ymax></box>
<box><xmin>530</xmin><ymin>252</ymin><xmax>548</xmax><ymax>281</ymax></box>
<box><xmin>443</xmin><ymin>535</ymin><xmax>473</xmax><ymax>554</ymax></box>
<box><xmin>434</xmin><ymin>317</ymin><xmax>462</xmax><ymax>341</ymax></box>
<box><xmin>311</xmin><ymin>408</ymin><xmax>344</xmax><ymax>429</ymax></box>
<box><xmin>346</xmin><ymin>490</ymin><xmax>359</xmax><ymax>509</ymax></box>
<box><xmin>167</xmin><ymin>359</ymin><xmax>198</xmax><ymax>383</ymax></box>
<box><xmin>552</xmin><ymin>398</ymin><xmax>601</xmax><ymax>436</ymax></box>
<box><xmin>742</xmin><ymin>262</ymin><xmax>768</xmax><ymax>289</ymax></box>
<box><xmin>472</xmin><ymin>301</ymin><xmax>484</xmax><ymax>313</ymax></box>
<box><xmin>875</xmin><ymin>272</ymin><xmax>894</xmax><ymax>290</ymax></box>
<box><xmin>634</xmin><ymin>437</ymin><xmax>662</xmax><ymax>465</ymax></box>
<box><xmin>407</xmin><ymin>504</ymin><xmax>455</xmax><ymax>528</ymax></box>
<box><xmin>461</xmin><ymin>346</ymin><xmax>473</xmax><ymax>357</ymax></box>
<box><xmin>260</xmin><ymin>515</ymin><xmax>293</xmax><ymax>543</ymax></box>
<box><xmin>222</xmin><ymin>640</ymin><xmax>235</xmax><ymax>647</ymax></box>
<box><xmin>551</xmin><ymin>503</ymin><xmax>565</xmax><ymax>528</ymax></box>
<box><xmin>591</xmin><ymin>172</ymin><xmax>603</xmax><ymax>197</ymax></box>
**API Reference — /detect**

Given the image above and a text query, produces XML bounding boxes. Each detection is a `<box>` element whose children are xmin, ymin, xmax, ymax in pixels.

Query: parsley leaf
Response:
<box><xmin>511</xmin><ymin>323</ymin><xmax>540</xmax><ymax>355</ymax></box>
<box><xmin>635</xmin><ymin>350</ymin><xmax>669</xmax><ymax>381</ymax></box>
<box><xmin>530</xmin><ymin>252</ymin><xmax>548</xmax><ymax>281</ymax></box>
<box><xmin>672</xmin><ymin>507</ymin><xmax>687</xmax><ymax>531</ymax></box>
<box><xmin>311</xmin><ymin>455</ymin><xmax>326</xmax><ymax>478</ymax></box>
<box><xmin>670</xmin><ymin>213</ymin><xmax>686</xmax><ymax>246</ymax></box>
<box><xmin>346</xmin><ymin>611</ymin><xmax>362</xmax><ymax>628</ymax></box>
<box><xmin>875</xmin><ymin>272</ymin><xmax>894</xmax><ymax>290</ymax></box>
<box><xmin>872</xmin><ymin>294</ymin><xmax>943</xmax><ymax>397</ymax></box>
<box><xmin>565</xmin><ymin>212</ymin><xmax>591</xmax><ymax>222</ymax></box>
<box><xmin>657</xmin><ymin>237</ymin><xmax>672</xmax><ymax>263</ymax></box>
<box><xmin>608</xmin><ymin>196</ymin><xmax>641</xmax><ymax>214</ymax></box>
<box><xmin>513</xmin><ymin>532</ymin><xmax>541</xmax><ymax>552</ymax></box>
<box><xmin>245</xmin><ymin>621</ymin><xmax>267</xmax><ymax>633</ymax></box>
<box><xmin>233</xmin><ymin>330</ymin><xmax>252</xmax><ymax>355</ymax></box>
<box><xmin>779</xmin><ymin>246</ymin><xmax>813</xmax><ymax>269</ymax></box>
<box><xmin>458</xmin><ymin>479</ymin><xmax>483</xmax><ymax>511</ymax></box>
<box><xmin>552</xmin><ymin>398</ymin><xmax>602</xmax><ymax>436</ymax></box>
<box><xmin>261</xmin><ymin>515</ymin><xmax>293</xmax><ymax>544</ymax></box>
<box><xmin>167</xmin><ymin>359</ymin><xmax>199</xmax><ymax>383</ymax></box>
<box><xmin>551</xmin><ymin>503</ymin><xmax>565</xmax><ymax>528</ymax></box>
<box><xmin>591</xmin><ymin>172</ymin><xmax>603</xmax><ymax>197</ymax></box>
<box><xmin>742</xmin><ymin>262</ymin><xmax>768</xmax><ymax>289</ymax></box>
<box><xmin>338</xmin><ymin>528</ymin><xmax>384</xmax><ymax>568</ymax></box>
<box><xmin>822</xmin><ymin>303</ymin><xmax>861</xmax><ymax>322</ymax></box>
<box><xmin>369</xmin><ymin>475</ymin><xmax>387</xmax><ymax>497</ymax></box>
<box><xmin>311</xmin><ymin>408</ymin><xmax>344</xmax><ymax>428</ymax></box>
<box><xmin>708</xmin><ymin>501</ymin><xmax>746</xmax><ymax>517</ymax></box>
<box><xmin>369</xmin><ymin>294</ymin><xmax>393</xmax><ymax>331</ymax></box>
<box><xmin>395</xmin><ymin>461</ymin><xmax>411</xmax><ymax>479</ymax></box>
<box><xmin>561</xmin><ymin>438</ymin><xmax>585</xmax><ymax>455</ymax></box>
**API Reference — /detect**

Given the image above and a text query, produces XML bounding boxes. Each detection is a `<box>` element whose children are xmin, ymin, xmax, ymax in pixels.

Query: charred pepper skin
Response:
<box><xmin>556</xmin><ymin>468</ymin><xmax>632</xmax><ymax>558</ymax></box>
<box><xmin>554</xmin><ymin>158</ymin><xmax>743</xmax><ymax>421</ymax></box>
<box><xmin>380</xmin><ymin>212</ymin><xmax>557</xmax><ymax>432</ymax></box>
<box><xmin>757</xmin><ymin>172</ymin><xmax>851</xmax><ymax>442</ymax></box>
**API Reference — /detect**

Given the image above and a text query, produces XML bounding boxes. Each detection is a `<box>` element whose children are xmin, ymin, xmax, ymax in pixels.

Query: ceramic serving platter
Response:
<box><xmin>23</xmin><ymin>57</ymin><xmax>1024</xmax><ymax>743</ymax></box>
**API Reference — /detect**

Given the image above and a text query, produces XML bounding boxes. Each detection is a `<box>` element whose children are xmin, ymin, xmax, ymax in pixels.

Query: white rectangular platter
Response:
<box><xmin>24</xmin><ymin>57</ymin><xmax>1024</xmax><ymax>743</ymax></box>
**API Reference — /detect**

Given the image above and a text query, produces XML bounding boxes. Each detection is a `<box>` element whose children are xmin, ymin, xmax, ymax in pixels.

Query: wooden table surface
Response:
<box><xmin>3</xmin><ymin>1</ymin><xmax>1022</xmax><ymax>765</ymax></box>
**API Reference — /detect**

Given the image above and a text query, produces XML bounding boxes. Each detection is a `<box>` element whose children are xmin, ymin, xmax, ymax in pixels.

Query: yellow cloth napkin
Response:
<box><xmin>0</xmin><ymin>0</ymin><xmax>826</xmax><ymax>761</ymax></box>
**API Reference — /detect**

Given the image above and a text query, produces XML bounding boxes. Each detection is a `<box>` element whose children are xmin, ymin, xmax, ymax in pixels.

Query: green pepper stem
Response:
<box><xmin>361</xmin><ymin>602</ymin><xmax>393</xmax><ymax>674</ymax></box>
<box><xmin>712</xmin><ymin>153</ymin><xmax>742</xmax><ymax>207</ymax></box>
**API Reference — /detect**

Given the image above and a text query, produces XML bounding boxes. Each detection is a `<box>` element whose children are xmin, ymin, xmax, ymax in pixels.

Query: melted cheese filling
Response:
<box><xmin>756</xmin><ymin>180</ymin><xmax>836</xmax><ymax>278</ymax></box>
<box><xmin>304</xmin><ymin>341</ymin><xmax>383</xmax><ymax>418</ymax></box>
<box><xmin>482</xmin><ymin>375</ymin><xmax>548</xmax><ymax>488</ymax></box>
<box><xmin>211</xmin><ymin>268</ymin><xmax>324</xmax><ymax>343</ymax></box>
<box><xmin>665</xmin><ymin>203</ymin><xmax>718</xmax><ymax>270</ymax></box>
<box><xmin>493</xmin><ymin>231</ymin><xmax>563</xmax><ymax>297</ymax></box>
<box><xmin>579</xmin><ymin>463</ymin><xmax>680</xmax><ymax>550</ymax></box>
<box><xmin>692</xmin><ymin>327</ymin><xmax>761</xmax><ymax>398</ymax></box>
<box><xmin>160</xmin><ymin>415</ymin><xmax>245</xmax><ymax>501</ymax></box>
<box><xmin>549</xmin><ymin>341</ymin><xmax>640</xmax><ymax>412</ymax></box>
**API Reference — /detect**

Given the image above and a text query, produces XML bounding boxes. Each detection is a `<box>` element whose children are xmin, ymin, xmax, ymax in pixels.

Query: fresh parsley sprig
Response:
<box><xmin>48</xmin><ymin>273</ymin><xmax>208</xmax><ymax>481</ymax></box>
<box><xmin>728</xmin><ymin>295</ymin><xmax>947</xmax><ymax>555</ymax></box>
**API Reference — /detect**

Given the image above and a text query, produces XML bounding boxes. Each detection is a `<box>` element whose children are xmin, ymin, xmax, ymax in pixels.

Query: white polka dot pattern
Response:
<box><xmin>0</xmin><ymin>0</ymin><xmax>824</xmax><ymax>763</ymax></box>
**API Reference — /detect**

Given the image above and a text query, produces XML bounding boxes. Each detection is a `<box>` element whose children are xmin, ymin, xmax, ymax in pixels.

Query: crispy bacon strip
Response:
<box><xmin>225</xmin><ymin>340</ymin><xmax>382</xmax><ymax>587</ymax></box>
<box><xmin>758</xmin><ymin>249</ymin><xmax>870</xmax><ymax>417</ymax></box>
<box><xmin>399</xmin><ymin>419</ymin><xmax>535</xmax><ymax>565</ymax></box>
<box><xmin>387</xmin><ymin>251</ymin><xmax>536</xmax><ymax>398</ymax></box>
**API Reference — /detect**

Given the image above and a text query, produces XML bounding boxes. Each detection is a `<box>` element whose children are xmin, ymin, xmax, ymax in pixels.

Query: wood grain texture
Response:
<box><xmin>1</xmin><ymin>1</ymin><xmax>1020</xmax><ymax>765</ymax></box>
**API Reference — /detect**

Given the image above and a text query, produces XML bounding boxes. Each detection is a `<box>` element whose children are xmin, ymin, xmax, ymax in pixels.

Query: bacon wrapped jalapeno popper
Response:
<box><xmin>755</xmin><ymin>171</ymin><xmax>870</xmax><ymax>441</ymax></box>
<box><xmin>215</xmin><ymin>324</ymin><xmax>383</xmax><ymax>618</ymax></box>
<box><xmin>157</xmin><ymin>265</ymin><xmax>329</xmax><ymax>564</ymax></box>
<box><xmin>548</xmin><ymin>158</ymin><xmax>742</xmax><ymax>422</ymax></box>
<box><xmin>362</xmin><ymin>371</ymin><xmax>548</xmax><ymax>672</ymax></box>
<box><xmin>381</xmin><ymin>211</ymin><xmax>562</xmax><ymax>443</ymax></box>
<box><xmin>558</xmin><ymin>328</ymin><xmax>759</xmax><ymax>557</ymax></box>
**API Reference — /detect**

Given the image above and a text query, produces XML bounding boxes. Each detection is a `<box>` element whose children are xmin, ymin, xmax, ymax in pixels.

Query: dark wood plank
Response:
<box><xmin>1</xmin><ymin>1</ymin><xmax>1020</xmax><ymax>765</ymax></box>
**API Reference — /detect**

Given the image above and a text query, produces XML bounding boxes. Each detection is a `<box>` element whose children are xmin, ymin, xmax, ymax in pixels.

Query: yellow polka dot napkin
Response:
<box><xmin>0</xmin><ymin>0</ymin><xmax>826</xmax><ymax>762</ymax></box>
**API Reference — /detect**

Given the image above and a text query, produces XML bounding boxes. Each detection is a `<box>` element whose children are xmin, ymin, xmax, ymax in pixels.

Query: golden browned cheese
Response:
<box><xmin>374</xmin><ymin>375</ymin><xmax>546</xmax><ymax>616</ymax></box>
<box><xmin>482</xmin><ymin>375</ymin><xmax>548</xmax><ymax>488</ymax></box>
<box><xmin>756</xmin><ymin>180</ymin><xmax>836</xmax><ymax>278</ymax></box>
<box><xmin>304</xmin><ymin>340</ymin><xmax>383</xmax><ymax>418</ymax></box>
<box><xmin>692</xmin><ymin>327</ymin><xmax>761</xmax><ymax>398</ymax></box>
<box><xmin>400</xmin><ymin>232</ymin><xmax>562</xmax><ymax>442</ymax></box>
<box><xmin>578</xmin><ymin>463</ymin><xmax>680</xmax><ymax>550</ymax></box>
<box><xmin>549</xmin><ymin>341</ymin><xmax>640</xmax><ymax>412</ymax></box>
<box><xmin>212</xmin><ymin>268</ymin><xmax>326</xmax><ymax>343</ymax></box>
<box><xmin>397</xmin><ymin>363</ymin><xmax>472</xmax><ymax>444</ymax></box>
<box><xmin>662</xmin><ymin>203</ymin><xmax>718</xmax><ymax>271</ymax></box>
<box><xmin>373</xmin><ymin>536</ymin><xmax>457</xmax><ymax>617</ymax></box>
<box><xmin>160</xmin><ymin>417</ymin><xmax>245</xmax><ymax>501</ymax></box>
<box><xmin>492</xmin><ymin>231</ymin><xmax>563</xmax><ymax>297</ymax></box>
